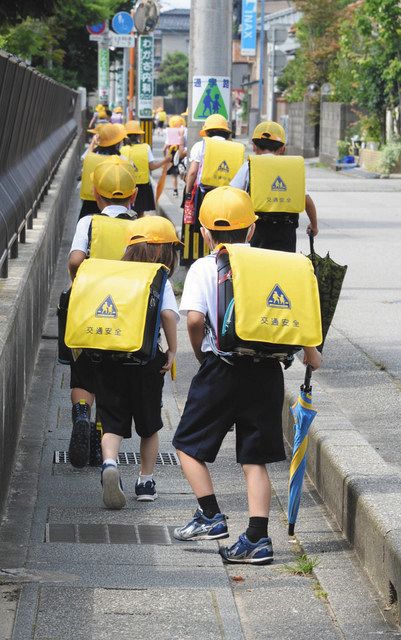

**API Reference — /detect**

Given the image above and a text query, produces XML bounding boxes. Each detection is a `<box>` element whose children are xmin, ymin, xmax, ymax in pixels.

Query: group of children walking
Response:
<box><xmin>63</xmin><ymin>116</ymin><xmax>322</xmax><ymax>566</ymax></box>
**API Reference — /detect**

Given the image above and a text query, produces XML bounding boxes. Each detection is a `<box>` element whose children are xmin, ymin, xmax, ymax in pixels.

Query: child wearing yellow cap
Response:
<box><xmin>120</xmin><ymin>121</ymin><xmax>171</xmax><ymax>216</ymax></box>
<box><xmin>230</xmin><ymin>120</ymin><xmax>318</xmax><ymax>252</ymax></box>
<box><xmin>67</xmin><ymin>158</ymin><xmax>138</xmax><ymax>469</ymax></box>
<box><xmin>172</xmin><ymin>186</ymin><xmax>321</xmax><ymax>564</ymax></box>
<box><xmin>93</xmin><ymin>216</ymin><xmax>181</xmax><ymax>508</ymax></box>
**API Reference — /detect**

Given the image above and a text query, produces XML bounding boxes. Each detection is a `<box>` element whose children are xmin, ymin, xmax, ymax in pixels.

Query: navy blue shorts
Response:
<box><xmin>173</xmin><ymin>353</ymin><xmax>285</xmax><ymax>464</ymax></box>
<box><xmin>93</xmin><ymin>349</ymin><xmax>167</xmax><ymax>439</ymax></box>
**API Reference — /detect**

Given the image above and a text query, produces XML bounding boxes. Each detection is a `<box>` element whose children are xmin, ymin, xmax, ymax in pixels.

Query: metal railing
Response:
<box><xmin>0</xmin><ymin>51</ymin><xmax>78</xmax><ymax>277</ymax></box>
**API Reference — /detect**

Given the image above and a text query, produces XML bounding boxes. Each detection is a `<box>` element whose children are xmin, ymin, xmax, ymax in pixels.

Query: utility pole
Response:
<box><xmin>187</xmin><ymin>0</ymin><xmax>233</xmax><ymax>151</ymax></box>
<box><xmin>258</xmin><ymin>0</ymin><xmax>265</xmax><ymax>118</ymax></box>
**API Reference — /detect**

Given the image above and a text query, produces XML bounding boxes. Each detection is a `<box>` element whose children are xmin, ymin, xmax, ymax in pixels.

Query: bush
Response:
<box><xmin>337</xmin><ymin>139</ymin><xmax>350</xmax><ymax>158</ymax></box>
<box><xmin>379</xmin><ymin>139</ymin><xmax>401</xmax><ymax>174</ymax></box>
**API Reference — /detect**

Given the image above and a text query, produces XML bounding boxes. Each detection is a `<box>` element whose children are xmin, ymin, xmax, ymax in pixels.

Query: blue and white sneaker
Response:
<box><xmin>101</xmin><ymin>463</ymin><xmax>126</xmax><ymax>510</ymax></box>
<box><xmin>219</xmin><ymin>533</ymin><xmax>273</xmax><ymax>565</ymax></box>
<box><xmin>135</xmin><ymin>479</ymin><xmax>157</xmax><ymax>502</ymax></box>
<box><xmin>173</xmin><ymin>508</ymin><xmax>229</xmax><ymax>541</ymax></box>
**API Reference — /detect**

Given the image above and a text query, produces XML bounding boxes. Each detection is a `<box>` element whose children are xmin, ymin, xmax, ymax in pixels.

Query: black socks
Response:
<box><xmin>198</xmin><ymin>494</ymin><xmax>221</xmax><ymax>519</ymax></box>
<box><xmin>246</xmin><ymin>516</ymin><xmax>269</xmax><ymax>543</ymax></box>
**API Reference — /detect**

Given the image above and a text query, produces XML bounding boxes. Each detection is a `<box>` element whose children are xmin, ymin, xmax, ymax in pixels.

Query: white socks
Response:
<box><xmin>138</xmin><ymin>474</ymin><xmax>153</xmax><ymax>484</ymax></box>
<box><xmin>103</xmin><ymin>458</ymin><xmax>117</xmax><ymax>467</ymax></box>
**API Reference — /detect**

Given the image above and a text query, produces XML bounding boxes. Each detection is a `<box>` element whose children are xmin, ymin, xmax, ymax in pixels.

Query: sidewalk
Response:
<box><xmin>0</xmin><ymin>180</ymin><xmax>400</xmax><ymax>639</ymax></box>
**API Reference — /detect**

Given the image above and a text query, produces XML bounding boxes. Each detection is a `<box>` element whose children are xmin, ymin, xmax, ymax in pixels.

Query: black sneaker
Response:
<box><xmin>135</xmin><ymin>479</ymin><xmax>157</xmax><ymax>501</ymax></box>
<box><xmin>69</xmin><ymin>401</ymin><xmax>91</xmax><ymax>468</ymax></box>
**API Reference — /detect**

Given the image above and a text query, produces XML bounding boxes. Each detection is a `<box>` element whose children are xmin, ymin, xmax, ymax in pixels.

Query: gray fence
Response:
<box><xmin>0</xmin><ymin>51</ymin><xmax>78</xmax><ymax>277</ymax></box>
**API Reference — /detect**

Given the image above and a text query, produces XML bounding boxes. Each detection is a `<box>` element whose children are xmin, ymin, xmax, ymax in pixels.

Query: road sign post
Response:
<box><xmin>137</xmin><ymin>35</ymin><xmax>154</xmax><ymax>119</ymax></box>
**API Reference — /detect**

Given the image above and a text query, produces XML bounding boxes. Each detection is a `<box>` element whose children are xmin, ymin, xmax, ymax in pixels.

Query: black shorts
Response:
<box><xmin>70</xmin><ymin>351</ymin><xmax>96</xmax><ymax>393</ymax></box>
<box><xmin>173</xmin><ymin>353</ymin><xmax>285</xmax><ymax>464</ymax></box>
<box><xmin>251</xmin><ymin>215</ymin><xmax>299</xmax><ymax>253</ymax></box>
<box><xmin>93</xmin><ymin>349</ymin><xmax>167</xmax><ymax>439</ymax></box>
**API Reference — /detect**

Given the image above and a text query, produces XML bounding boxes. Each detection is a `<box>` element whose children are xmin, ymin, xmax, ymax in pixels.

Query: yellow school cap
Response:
<box><xmin>199</xmin><ymin>186</ymin><xmax>257</xmax><ymax>230</ymax></box>
<box><xmin>113</xmin><ymin>106</ymin><xmax>123</xmax><ymax>113</ymax></box>
<box><xmin>200</xmin><ymin>114</ymin><xmax>231</xmax><ymax>137</ymax></box>
<box><xmin>127</xmin><ymin>216</ymin><xmax>182</xmax><ymax>245</ymax></box>
<box><xmin>252</xmin><ymin>121</ymin><xmax>286</xmax><ymax>144</ymax></box>
<box><xmin>169</xmin><ymin>115</ymin><xmax>185</xmax><ymax>128</ymax></box>
<box><xmin>125</xmin><ymin>120</ymin><xmax>145</xmax><ymax>135</ymax></box>
<box><xmin>92</xmin><ymin>157</ymin><xmax>137</xmax><ymax>199</ymax></box>
<box><xmin>97</xmin><ymin>123</ymin><xmax>127</xmax><ymax>147</ymax></box>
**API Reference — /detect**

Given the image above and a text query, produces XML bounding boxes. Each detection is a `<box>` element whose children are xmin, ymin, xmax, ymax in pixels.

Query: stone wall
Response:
<box><xmin>286</xmin><ymin>99</ymin><xmax>318</xmax><ymax>158</ymax></box>
<box><xmin>319</xmin><ymin>101</ymin><xmax>358</xmax><ymax>165</ymax></box>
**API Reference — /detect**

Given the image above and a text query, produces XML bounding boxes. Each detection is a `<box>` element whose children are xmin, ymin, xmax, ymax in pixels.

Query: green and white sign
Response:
<box><xmin>137</xmin><ymin>35</ymin><xmax>154</xmax><ymax>118</ymax></box>
<box><xmin>192</xmin><ymin>76</ymin><xmax>230</xmax><ymax>121</ymax></box>
<box><xmin>98</xmin><ymin>45</ymin><xmax>110</xmax><ymax>102</ymax></box>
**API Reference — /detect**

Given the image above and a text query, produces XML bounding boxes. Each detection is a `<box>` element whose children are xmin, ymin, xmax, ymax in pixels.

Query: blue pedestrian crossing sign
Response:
<box><xmin>96</xmin><ymin>295</ymin><xmax>118</xmax><ymax>318</ymax></box>
<box><xmin>192</xmin><ymin>76</ymin><xmax>230</xmax><ymax>121</ymax></box>
<box><xmin>267</xmin><ymin>284</ymin><xmax>291</xmax><ymax>309</ymax></box>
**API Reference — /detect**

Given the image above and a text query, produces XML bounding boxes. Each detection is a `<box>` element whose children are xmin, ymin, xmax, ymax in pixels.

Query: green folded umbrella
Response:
<box><xmin>308</xmin><ymin>237</ymin><xmax>347</xmax><ymax>351</ymax></box>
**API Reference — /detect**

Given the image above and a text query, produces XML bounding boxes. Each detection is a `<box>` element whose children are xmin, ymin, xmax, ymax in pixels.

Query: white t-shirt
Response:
<box><xmin>230</xmin><ymin>161</ymin><xmax>249</xmax><ymax>190</ymax></box>
<box><xmin>69</xmin><ymin>206</ymin><xmax>135</xmax><ymax>255</ymax></box>
<box><xmin>179</xmin><ymin>252</ymin><xmax>218</xmax><ymax>353</ymax></box>
<box><xmin>161</xmin><ymin>279</ymin><xmax>180</xmax><ymax>322</ymax></box>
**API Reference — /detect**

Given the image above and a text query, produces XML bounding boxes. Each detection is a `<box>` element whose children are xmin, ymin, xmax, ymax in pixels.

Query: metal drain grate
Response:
<box><xmin>46</xmin><ymin>523</ymin><xmax>181</xmax><ymax>545</ymax></box>
<box><xmin>53</xmin><ymin>451</ymin><xmax>180</xmax><ymax>465</ymax></box>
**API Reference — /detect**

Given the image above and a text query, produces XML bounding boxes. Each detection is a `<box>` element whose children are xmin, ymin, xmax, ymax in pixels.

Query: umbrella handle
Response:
<box><xmin>308</xmin><ymin>230</ymin><xmax>317</xmax><ymax>273</ymax></box>
<box><xmin>302</xmin><ymin>364</ymin><xmax>313</xmax><ymax>393</ymax></box>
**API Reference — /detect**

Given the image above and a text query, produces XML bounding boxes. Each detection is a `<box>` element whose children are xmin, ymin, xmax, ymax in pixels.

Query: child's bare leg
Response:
<box><xmin>71</xmin><ymin>388</ymin><xmax>94</xmax><ymax>405</ymax></box>
<box><xmin>177</xmin><ymin>449</ymin><xmax>214</xmax><ymax>497</ymax></box>
<box><xmin>101</xmin><ymin>433</ymin><xmax>125</xmax><ymax>509</ymax></box>
<box><xmin>101</xmin><ymin>433</ymin><xmax>123</xmax><ymax>461</ymax></box>
<box><xmin>242</xmin><ymin>464</ymin><xmax>271</xmax><ymax>517</ymax></box>
<box><xmin>140</xmin><ymin>432</ymin><xmax>159</xmax><ymax>475</ymax></box>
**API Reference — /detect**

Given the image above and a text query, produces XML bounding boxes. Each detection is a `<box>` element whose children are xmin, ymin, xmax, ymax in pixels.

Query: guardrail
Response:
<box><xmin>0</xmin><ymin>51</ymin><xmax>78</xmax><ymax>277</ymax></box>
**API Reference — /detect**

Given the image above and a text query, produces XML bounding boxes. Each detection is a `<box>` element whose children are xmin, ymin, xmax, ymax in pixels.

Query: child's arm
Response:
<box><xmin>187</xmin><ymin>311</ymin><xmax>206</xmax><ymax>364</ymax></box>
<box><xmin>303</xmin><ymin>346</ymin><xmax>322</xmax><ymax>370</ymax></box>
<box><xmin>305</xmin><ymin>194</ymin><xmax>318</xmax><ymax>237</ymax></box>
<box><xmin>160</xmin><ymin>309</ymin><xmax>178</xmax><ymax>372</ymax></box>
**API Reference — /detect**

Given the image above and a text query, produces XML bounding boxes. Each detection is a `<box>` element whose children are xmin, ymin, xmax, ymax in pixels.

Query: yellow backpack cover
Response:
<box><xmin>80</xmin><ymin>153</ymin><xmax>114</xmax><ymax>201</ymax></box>
<box><xmin>216</xmin><ymin>244</ymin><xmax>321</xmax><ymax>355</ymax></box>
<box><xmin>201</xmin><ymin>139</ymin><xmax>245</xmax><ymax>187</ymax></box>
<box><xmin>90</xmin><ymin>215</ymin><xmax>139</xmax><ymax>260</ymax></box>
<box><xmin>120</xmin><ymin>144</ymin><xmax>150</xmax><ymax>185</ymax></box>
<box><xmin>249</xmin><ymin>155</ymin><xmax>305</xmax><ymax>214</ymax></box>
<box><xmin>65</xmin><ymin>258</ymin><xmax>169</xmax><ymax>360</ymax></box>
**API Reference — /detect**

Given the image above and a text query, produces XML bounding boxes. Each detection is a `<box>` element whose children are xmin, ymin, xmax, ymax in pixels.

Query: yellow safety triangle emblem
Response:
<box><xmin>272</xmin><ymin>176</ymin><xmax>287</xmax><ymax>192</ymax></box>
<box><xmin>267</xmin><ymin>284</ymin><xmax>291</xmax><ymax>309</ymax></box>
<box><xmin>217</xmin><ymin>160</ymin><xmax>230</xmax><ymax>173</ymax></box>
<box><xmin>95</xmin><ymin>295</ymin><xmax>118</xmax><ymax>318</ymax></box>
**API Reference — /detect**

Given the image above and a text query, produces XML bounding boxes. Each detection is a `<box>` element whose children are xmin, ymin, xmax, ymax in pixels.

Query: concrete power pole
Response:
<box><xmin>187</xmin><ymin>0</ymin><xmax>233</xmax><ymax>151</ymax></box>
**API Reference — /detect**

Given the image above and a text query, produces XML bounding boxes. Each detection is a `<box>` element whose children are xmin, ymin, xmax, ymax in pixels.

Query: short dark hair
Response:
<box><xmin>122</xmin><ymin>242</ymin><xmax>178</xmax><ymax>277</ymax></box>
<box><xmin>206</xmin><ymin>129</ymin><xmax>231</xmax><ymax>140</ymax></box>
<box><xmin>97</xmin><ymin>145</ymin><xmax>121</xmax><ymax>155</ymax></box>
<box><xmin>126</xmin><ymin>134</ymin><xmax>142</xmax><ymax>144</ymax></box>
<box><xmin>208</xmin><ymin>226</ymin><xmax>250</xmax><ymax>245</ymax></box>
<box><xmin>253</xmin><ymin>138</ymin><xmax>284</xmax><ymax>152</ymax></box>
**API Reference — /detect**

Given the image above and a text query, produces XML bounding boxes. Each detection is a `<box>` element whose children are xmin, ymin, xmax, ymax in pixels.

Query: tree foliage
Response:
<box><xmin>277</xmin><ymin>0</ymin><xmax>353</xmax><ymax>102</ymax></box>
<box><xmin>0</xmin><ymin>0</ymin><xmax>122</xmax><ymax>89</ymax></box>
<box><xmin>329</xmin><ymin>0</ymin><xmax>401</xmax><ymax>140</ymax></box>
<box><xmin>157</xmin><ymin>51</ymin><xmax>188</xmax><ymax>100</ymax></box>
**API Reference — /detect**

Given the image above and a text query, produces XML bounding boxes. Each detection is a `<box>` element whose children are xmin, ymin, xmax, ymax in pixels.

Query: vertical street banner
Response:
<box><xmin>241</xmin><ymin>0</ymin><xmax>257</xmax><ymax>56</ymax></box>
<box><xmin>98</xmin><ymin>45</ymin><xmax>110</xmax><ymax>102</ymax></box>
<box><xmin>137</xmin><ymin>35</ymin><xmax>154</xmax><ymax>119</ymax></box>
<box><xmin>192</xmin><ymin>76</ymin><xmax>230</xmax><ymax>121</ymax></box>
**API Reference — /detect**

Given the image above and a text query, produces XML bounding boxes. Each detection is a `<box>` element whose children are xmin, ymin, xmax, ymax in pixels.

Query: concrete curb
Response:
<box><xmin>0</xmin><ymin>136</ymin><xmax>82</xmax><ymax>512</ymax></box>
<box><xmin>283</xmin><ymin>362</ymin><xmax>401</xmax><ymax>619</ymax></box>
